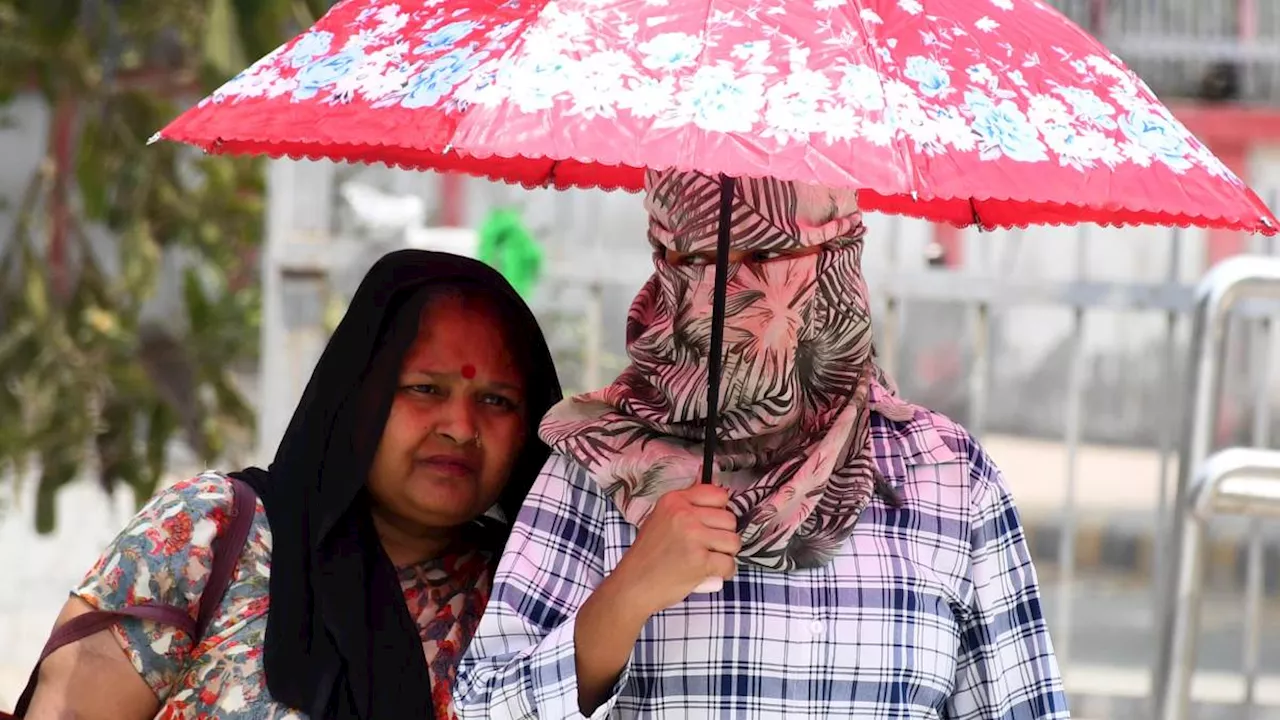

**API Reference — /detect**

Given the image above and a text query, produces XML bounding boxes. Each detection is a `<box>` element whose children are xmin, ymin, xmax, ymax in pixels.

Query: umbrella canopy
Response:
<box><xmin>155</xmin><ymin>0</ymin><xmax>1276</xmax><ymax>234</ymax></box>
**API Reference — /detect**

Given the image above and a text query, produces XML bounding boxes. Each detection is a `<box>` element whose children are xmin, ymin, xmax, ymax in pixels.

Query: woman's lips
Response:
<box><xmin>420</xmin><ymin>455</ymin><xmax>478</xmax><ymax>477</ymax></box>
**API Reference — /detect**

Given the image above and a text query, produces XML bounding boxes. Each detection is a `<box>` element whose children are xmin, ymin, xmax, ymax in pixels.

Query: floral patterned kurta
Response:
<box><xmin>74</xmin><ymin>472</ymin><xmax>493</xmax><ymax>719</ymax></box>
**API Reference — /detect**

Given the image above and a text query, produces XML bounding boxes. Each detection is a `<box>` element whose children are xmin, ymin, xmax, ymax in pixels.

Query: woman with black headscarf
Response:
<box><xmin>16</xmin><ymin>250</ymin><xmax>562</xmax><ymax>720</ymax></box>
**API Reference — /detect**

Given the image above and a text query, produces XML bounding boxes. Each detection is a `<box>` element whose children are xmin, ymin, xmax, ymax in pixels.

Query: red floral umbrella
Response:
<box><xmin>155</xmin><ymin>0</ymin><xmax>1277</xmax><ymax>234</ymax></box>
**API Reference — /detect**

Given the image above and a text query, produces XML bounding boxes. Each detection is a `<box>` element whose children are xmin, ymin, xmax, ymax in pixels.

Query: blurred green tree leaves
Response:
<box><xmin>0</xmin><ymin>0</ymin><xmax>324</xmax><ymax>530</ymax></box>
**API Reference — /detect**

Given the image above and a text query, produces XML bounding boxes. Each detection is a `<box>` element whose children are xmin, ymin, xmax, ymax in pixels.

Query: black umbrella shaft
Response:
<box><xmin>701</xmin><ymin>175</ymin><xmax>734</xmax><ymax>485</ymax></box>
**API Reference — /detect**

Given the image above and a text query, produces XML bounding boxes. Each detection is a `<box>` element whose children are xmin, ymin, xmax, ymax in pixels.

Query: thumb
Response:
<box><xmin>683</xmin><ymin>482</ymin><xmax>731</xmax><ymax>508</ymax></box>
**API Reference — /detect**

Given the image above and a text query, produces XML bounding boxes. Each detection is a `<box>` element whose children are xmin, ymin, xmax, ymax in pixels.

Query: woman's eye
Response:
<box><xmin>481</xmin><ymin>394</ymin><xmax>518</xmax><ymax>411</ymax></box>
<box><xmin>750</xmin><ymin>250</ymin><xmax>785</xmax><ymax>263</ymax></box>
<box><xmin>681</xmin><ymin>254</ymin><xmax>711</xmax><ymax>266</ymax></box>
<box><xmin>405</xmin><ymin>384</ymin><xmax>442</xmax><ymax>396</ymax></box>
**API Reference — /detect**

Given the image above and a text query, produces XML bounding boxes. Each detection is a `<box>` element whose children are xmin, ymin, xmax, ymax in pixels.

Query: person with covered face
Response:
<box><xmin>454</xmin><ymin>170</ymin><xmax>1070</xmax><ymax>719</ymax></box>
<box><xmin>17</xmin><ymin>250</ymin><xmax>562</xmax><ymax>720</ymax></box>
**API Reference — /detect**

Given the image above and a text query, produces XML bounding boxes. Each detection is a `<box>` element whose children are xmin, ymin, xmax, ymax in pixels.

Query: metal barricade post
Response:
<box><xmin>1154</xmin><ymin>448</ymin><xmax>1280</xmax><ymax>720</ymax></box>
<box><xmin>1154</xmin><ymin>256</ymin><xmax>1280</xmax><ymax>720</ymax></box>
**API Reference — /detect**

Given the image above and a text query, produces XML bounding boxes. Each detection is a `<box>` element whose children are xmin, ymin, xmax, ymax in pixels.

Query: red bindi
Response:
<box><xmin>460</xmin><ymin>364</ymin><xmax>477</xmax><ymax>380</ymax></box>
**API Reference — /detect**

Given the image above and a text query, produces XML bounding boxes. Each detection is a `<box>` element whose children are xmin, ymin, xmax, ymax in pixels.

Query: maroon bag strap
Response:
<box><xmin>197</xmin><ymin>476</ymin><xmax>257</xmax><ymax>638</ymax></box>
<box><xmin>7</xmin><ymin>476</ymin><xmax>258</xmax><ymax>718</ymax></box>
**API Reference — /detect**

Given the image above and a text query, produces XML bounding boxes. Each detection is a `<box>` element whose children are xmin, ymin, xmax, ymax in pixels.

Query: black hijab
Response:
<box><xmin>230</xmin><ymin>250</ymin><xmax>562</xmax><ymax>719</ymax></box>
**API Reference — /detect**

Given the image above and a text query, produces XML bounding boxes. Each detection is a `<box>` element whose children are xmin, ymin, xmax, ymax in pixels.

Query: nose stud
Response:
<box><xmin>433</xmin><ymin>429</ymin><xmax>482</xmax><ymax>448</ymax></box>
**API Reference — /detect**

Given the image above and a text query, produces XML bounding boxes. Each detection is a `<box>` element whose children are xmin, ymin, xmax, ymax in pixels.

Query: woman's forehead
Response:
<box><xmin>643</xmin><ymin>169</ymin><xmax>862</xmax><ymax>253</ymax></box>
<box><xmin>404</xmin><ymin>293</ymin><xmax>520</xmax><ymax>379</ymax></box>
<box><xmin>415</xmin><ymin>289</ymin><xmax>501</xmax><ymax>328</ymax></box>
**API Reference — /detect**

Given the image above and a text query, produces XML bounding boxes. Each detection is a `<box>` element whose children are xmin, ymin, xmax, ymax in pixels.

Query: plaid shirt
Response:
<box><xmin>456</xmin><ymin>401</ymin><xmax>1070</xmax><ymax>720</ymax></box>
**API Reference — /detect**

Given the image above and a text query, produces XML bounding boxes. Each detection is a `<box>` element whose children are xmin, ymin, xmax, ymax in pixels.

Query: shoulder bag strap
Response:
<box><xmin>8</xmin><ymin>477</ymin><xmax>259</xmax><ymax>717</ymax></box>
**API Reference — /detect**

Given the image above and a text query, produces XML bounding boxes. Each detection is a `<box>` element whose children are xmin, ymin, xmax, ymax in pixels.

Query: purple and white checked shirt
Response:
<box><xmin>455</xmin><ymin>402</ymin><xmax>1070</xmax><ymax>719</ymax></box>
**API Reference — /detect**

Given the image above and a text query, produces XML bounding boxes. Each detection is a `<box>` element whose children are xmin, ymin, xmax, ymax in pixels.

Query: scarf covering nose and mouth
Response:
<box><xmin>539</xmin><ymin>169</ymin><xmax>915</xmax><ymax>571</ymax></box>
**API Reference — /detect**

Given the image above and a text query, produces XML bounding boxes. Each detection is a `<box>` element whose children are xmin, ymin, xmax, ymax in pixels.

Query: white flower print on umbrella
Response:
<box><xmin>672</xmin><ymin>65</ymin><xmax>767</xmax><ymax>134</ymax></box>
<box><xmin>903</xmin><ymin>56</ymin><xmax>952</xmax><ymax>98</ymax></box>
<box><xmin>286</xmin><ymin>30</ymin><xmax>333</xmax><ymax>68</ymax></box>
<box><xmin>640</xmin><ymin>32</ymin><xmax>704</xmax><ymax>71</ymax></box>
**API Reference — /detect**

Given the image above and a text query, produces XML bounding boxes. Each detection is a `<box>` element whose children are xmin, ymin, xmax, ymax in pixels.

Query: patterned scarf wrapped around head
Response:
<box><xmin>539</xmin><ymin>169</ymin><xmax>914</xmax><ymax>572</ymax></box>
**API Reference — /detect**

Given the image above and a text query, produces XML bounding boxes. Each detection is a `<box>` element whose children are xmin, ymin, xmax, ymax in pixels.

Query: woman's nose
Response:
<box><xmin>436</xmin><ymin>397</ymin><xmax>479</xmax><ymax>446</ymax></box>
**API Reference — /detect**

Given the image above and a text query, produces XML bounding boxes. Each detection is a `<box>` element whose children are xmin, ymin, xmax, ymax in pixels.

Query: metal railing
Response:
<box><xmin>1154</xmin><ymin>257</ymin><xmax>1280</xmax><ymax>720</ymax></box>
<box><xmin>1048</xmin><ymin>0</ymin><xmax>1280</xmax><ymax>104</ymax></box>
<box><xmin>1155</xmin><ymin>447</ymin><xmax>1280</xmax><ymax>720</ymax></box>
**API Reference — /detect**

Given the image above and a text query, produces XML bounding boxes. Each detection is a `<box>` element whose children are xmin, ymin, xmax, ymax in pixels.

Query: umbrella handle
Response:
<box><xmin>700</xmin><ymin>174</ymin><xmax>735</xmax><ymax>486</ymax></box>
<box><xmin>691</xmin><ymin>576</ymin><xmax>724</xmax><ymax>594</ymax></box>
<box><xmin>690</xmin><ymin>175</ymin><xmax>734</xmax><ymax>600</ymax></box>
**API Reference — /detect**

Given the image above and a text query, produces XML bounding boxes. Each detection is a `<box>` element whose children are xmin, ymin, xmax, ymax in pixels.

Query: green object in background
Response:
<box><xmin>477</xmin><ymin>207</ymin><xmax>544</xmax><ymax>298</ymax></box>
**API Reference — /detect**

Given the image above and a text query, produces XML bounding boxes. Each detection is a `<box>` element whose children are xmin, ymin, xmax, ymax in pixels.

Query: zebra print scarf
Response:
<box><xmin>539</xmin><ymin>169</ymin><xmax>914</xmax><ymax>571</ymax></box>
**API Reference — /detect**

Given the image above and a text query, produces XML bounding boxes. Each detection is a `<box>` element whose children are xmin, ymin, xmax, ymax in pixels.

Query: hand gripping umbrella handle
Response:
<box><xmin>692</xmin><ymin>577</ymin><xmax>725</xmax><ymax>594</ymax></box>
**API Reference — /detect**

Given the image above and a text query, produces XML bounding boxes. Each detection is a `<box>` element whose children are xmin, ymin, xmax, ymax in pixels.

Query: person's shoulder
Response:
<box><xmin>150</xmin><ymin>470</ymin><xmax>242</xmax><ymax>515</ymax></box>
<box><xmin>78</xmin><ymin>471</ymin><xmax>257</xmax><ymax>595</ymax></box>
<box><xmin>869</xmin><ymin>402</ymin><xmax>1003</xmax><ymax>493</ymax></box>
<box><xmin>537</xmin><ymin>453</ymin><xmax>603</xmax><ymax>495</ymax></box>
<box><xmin>134</xmin><ymin>471</ymin><xmax>269</xmax><ymax>546</ymax></box>
<box><xmin>523</xmin><ymin>453</ymin><xmax>622</xmax><ymax>526</ymax></box>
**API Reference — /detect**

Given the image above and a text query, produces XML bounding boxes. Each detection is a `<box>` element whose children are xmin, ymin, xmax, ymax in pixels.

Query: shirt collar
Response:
<box><xmin>868</xmin><ymin>385</ymin><xmax>959</xmax><ymax>483</ymax></box>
